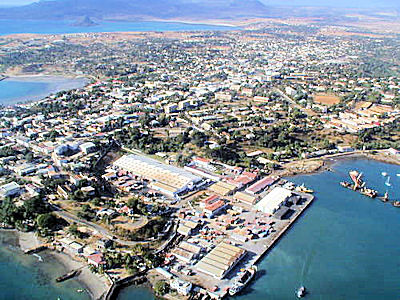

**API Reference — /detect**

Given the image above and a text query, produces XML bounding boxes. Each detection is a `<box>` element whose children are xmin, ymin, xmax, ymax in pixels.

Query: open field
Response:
<box><xmin>313</xmin><ymin>93</ymin><xmax>341</xmax><ymax>106</ymax></box>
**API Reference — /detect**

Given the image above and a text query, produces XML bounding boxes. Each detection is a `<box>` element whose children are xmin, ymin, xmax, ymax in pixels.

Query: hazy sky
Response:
<box><xmin>0</xmin><ymin>0</ymin><xmax>38</xmax><ymax>6</ymax></box>
<box><xmin>0</xmin><ymin>0</ymin><xmax>398</xmax><ymax>8</ymax></box>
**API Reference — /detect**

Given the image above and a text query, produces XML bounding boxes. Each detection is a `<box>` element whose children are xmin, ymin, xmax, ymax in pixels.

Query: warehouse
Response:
<box><xmin>196</xmin><ymin>241</ymin><xmax>246</xmax><ymax>279</ymax></box>
<box><xmin>255</xmin><ymin>187</ymin><xmax>292</xmax><ymax>215</ymax></box>
<box><xmin>113</xmin><ymin>154</ymin><xmax>202</xmax><ymax>196</ymax></box>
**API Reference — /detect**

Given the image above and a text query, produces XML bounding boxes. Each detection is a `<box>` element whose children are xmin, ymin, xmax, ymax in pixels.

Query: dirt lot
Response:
<box><xmin>313</xmin><ymin>94</ymin><xmax>341</xmax><ymax>106</ymax></box>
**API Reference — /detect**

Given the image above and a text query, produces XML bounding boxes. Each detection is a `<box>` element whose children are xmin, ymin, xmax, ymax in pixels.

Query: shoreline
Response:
<box><xmin>0</xmin><ymin>75</ymin><xmax>90</xmax><ymax>106</ymax></box>
<box><xmin>278</xmin><ymin>151</ymin><xmax>400</xmax><ymax>178</ymax></box>
<box><xmin>1</xmin><ymin>229</ymin><xmax>108</xmax><ymax>300</ymax></box>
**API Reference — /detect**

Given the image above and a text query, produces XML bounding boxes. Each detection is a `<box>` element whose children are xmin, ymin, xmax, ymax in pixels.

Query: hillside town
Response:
<box><xmin>1</xmin><ymin>25</ymin><xmax>400</xmax><ymax>299</ymax></box>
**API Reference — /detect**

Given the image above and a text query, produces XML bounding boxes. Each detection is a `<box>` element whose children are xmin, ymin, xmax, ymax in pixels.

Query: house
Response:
<box><xmin>87</xmin><ymin>253</ymin><xmax>105</xmax><ymax>267</ymax></box>
<box><xmin>170</xmin><ymin>278</ymin><xmax>192</xmax><ymax>296</ymax></box>
<box><xmin>204</xmin><ymin>200</ymin><xmax>227</xmax><ymax>218</ymax></box>
<box><xmin>79</xmin><ymin>142</ymin><xmax>97</xmax><ymax>154</ymax></box>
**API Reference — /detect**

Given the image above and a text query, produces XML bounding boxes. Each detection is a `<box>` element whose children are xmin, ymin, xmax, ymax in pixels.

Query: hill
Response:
<box><xmin>0</xmin><ymin>0</ymin><xmax>269</xmax><ymax>20</ymax></box>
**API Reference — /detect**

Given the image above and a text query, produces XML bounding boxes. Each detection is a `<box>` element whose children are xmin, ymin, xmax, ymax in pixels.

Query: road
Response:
<box><xmin>51</xmin><ymin>205</ymin><xmax>148</xmax><ymax>247</ymax></box>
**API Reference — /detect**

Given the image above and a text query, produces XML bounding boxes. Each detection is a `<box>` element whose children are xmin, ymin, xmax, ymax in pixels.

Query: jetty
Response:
<box><xmin>251</xmin><ymin>192</ymin><xmax>314</xmax><ymax>265</ymax></box>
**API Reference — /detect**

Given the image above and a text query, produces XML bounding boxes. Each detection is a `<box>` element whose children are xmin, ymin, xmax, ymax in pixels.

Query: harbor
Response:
<box><xmin>152</xmin><ymin>179</ymin><xmax>315</xmax><ymax>299</ymax></box>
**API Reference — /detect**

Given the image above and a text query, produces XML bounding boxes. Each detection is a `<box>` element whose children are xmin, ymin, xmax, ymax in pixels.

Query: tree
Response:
<box><xmin>36</xmin><ymin>213</ymin><xmax>58</xmax><ymax>231</ymax></box>
<box><xmin>154</xmin><ymin>280</ymin><xmax>169</xmax><ymax>296</ymax></box>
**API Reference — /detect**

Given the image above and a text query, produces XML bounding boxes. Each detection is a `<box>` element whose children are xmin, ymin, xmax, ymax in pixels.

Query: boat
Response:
<box><xmin>382</xmin><ymin>191</ymin><xmax>389</xmax><ymax>202</ymax></box>
<box><xmin>396</xmin><ymin>174</ymin><xmax>400</xmax><ymax>177</ymax></box>
<box><xmin>77</xmin><ymin>289</ymin><xmax>84</xmax><ymax>293</ymax></box>
<box><xmin>360</xmin><ymin>187</ymin><xmax>378</xmax><ymax>198</ymax></box>
<box><xmin>295</xmin><ymin>184</ymin><xmax>314</xmax><ymax>193</ymax></box>
<box><xmin>56</xmin><ymin>270</ymin><xmax>80</xmax><ymax>282</ymax></box>
<box><xmin>385</xmin><ymin>176</ymin><xmax>391</xmax><ymax>187</ymax></box>
<box><xmin>296</xmin><ymin>286</ymin><xmax>306</xmax><ymax>298</ymax></box>
<box><xmin>340</xmin><ymin>181</ymin><xmax>352</xmax><ymax>188</ymax></box>
<box><xmin>229</xmin><ymin>265</ymin><xmax>257</xmax><ymax>296</ymax></box>
<box><xmin>393</xmin><ymin>201</ymin><xmax>400</xmax><ymax>207</ymax></box>
<box><xmin>349</xmin><ymin>170</ymin><xmax>363</xmax><ymax>189</ymax></box>
<box><xmin>382</xmin><ymin>172</ymin><xmax>388</xmax><ymax>177</ymax></box>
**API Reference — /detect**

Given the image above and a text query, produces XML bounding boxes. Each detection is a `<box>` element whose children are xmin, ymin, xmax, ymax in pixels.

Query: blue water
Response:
<box><xmin>119</xmin><ymin>158</ymin><xmax>400</xmax><ymax>300</ymax></box>
<box><xmin>0</xmin><ymin>231</ymin><xmax>89</xmax><ymax>300</ymax></box>
<box><xmin>0</xmin><ymin>19</ymin><xmax>236</xmax><ymax>36</ymax></box>
<box><xmin>0</xmin><ymin>77</ymin><xmax>88</xmax><ymax>106</ymax></box>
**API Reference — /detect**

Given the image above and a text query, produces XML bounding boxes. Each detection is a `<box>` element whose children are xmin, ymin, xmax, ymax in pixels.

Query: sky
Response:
<box><xmin>0</xmin><ymin>0</ymin><xmax>398</xmax><ymax>8</ymax></box>
<box><xmin>0</xmin><ymin>0</ymin><xmax>37</xmax><ymax>6</ymax></box>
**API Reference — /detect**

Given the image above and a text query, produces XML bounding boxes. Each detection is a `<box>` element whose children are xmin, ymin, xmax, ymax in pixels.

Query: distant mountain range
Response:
<box><xmin>0</xmin><ymin>0</ymin><xmax>268</xmax><ymax>20</ymax></box>
<box><xmin>0</xmin><ymin>0</ymin><xmax>398</xmax><ymax>22</ymax></box>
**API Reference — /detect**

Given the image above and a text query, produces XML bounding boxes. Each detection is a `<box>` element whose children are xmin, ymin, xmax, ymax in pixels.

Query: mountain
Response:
<box><xmin>0</xmin><ymin>0</ymin><xmax>269</xmax><ymax>20</ymax></box>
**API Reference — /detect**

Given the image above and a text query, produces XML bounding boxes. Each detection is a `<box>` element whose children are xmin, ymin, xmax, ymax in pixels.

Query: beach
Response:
<box><xmin>1</xmin><ymin>229</ymin><xmax>109</xmax><ymax>300</ymax></box>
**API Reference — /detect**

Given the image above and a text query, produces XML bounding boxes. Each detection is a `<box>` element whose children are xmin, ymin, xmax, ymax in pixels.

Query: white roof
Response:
<box><xmin>255</xmin><ymin>187</ymin><xmax>292</xmax><ymax>214</ymax></box>
<box><xmin>113</xmin><ymin>154</ymin><xmax>201</xmax><ymax>190</ymax></box>
<box><xmin>0</xmin><ymin>182</ymin><xmax>20</xmax><ymax>193</ymax></box>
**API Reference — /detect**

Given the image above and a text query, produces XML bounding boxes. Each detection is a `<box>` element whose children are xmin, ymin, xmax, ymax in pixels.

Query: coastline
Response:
<box><xmin>1</xmin><ymin>229</ymin><xmax>108</xmax><ymax>300</ymax></box>
<box><xmin>277</xmin><ymin>151</ymin><xmax>400</xmax><ymax>178</ymax></box>
<box><xmin>0</xmin><ymin>75</ymin><xmax>89</xmax><ymax>106</ymax></box>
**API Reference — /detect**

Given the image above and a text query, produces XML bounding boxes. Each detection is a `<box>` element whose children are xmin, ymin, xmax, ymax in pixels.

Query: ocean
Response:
<box><xmin>118</xmin><ymin>158</ymin><xmax>400</xmax><ymax>299</ymax></box>
<box><xmin>0</xmin><ymin>76</ymin><xmax>88</xmax><ymax>106</ymax></box>
<box><xmin>0</xmin><ymin>19</ymin><xmax>236</xmax><ymax>36</ymax></box>
<box><xmin>0</xmin><ymin>231</ymin><xmax>88</xmax><ymax>300</ymax></box>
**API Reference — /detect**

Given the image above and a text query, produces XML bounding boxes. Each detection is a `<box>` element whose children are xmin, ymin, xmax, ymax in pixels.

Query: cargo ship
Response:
<box><xmin>229</xmin><ymin>265</ymin><xmax>257</xmax><ymax>296</ymax></box>
<box><xmin>340</xmin><ymin>171</ymin><xmax>378</xmax><ymax>198</ymax></box>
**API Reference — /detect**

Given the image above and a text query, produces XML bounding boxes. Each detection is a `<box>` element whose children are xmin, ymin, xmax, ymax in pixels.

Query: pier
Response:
<box><xmin>250</xmin><ymin>192</ymin><xmax>314</xmax><ymax>265</ymax></box>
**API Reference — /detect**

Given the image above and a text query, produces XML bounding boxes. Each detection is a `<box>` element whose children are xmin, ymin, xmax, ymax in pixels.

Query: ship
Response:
<box><xmin>56</xmin><ymin>269</ymin><xmax>80</xmax><ymax>282</ymax></box>
<box><xmin>349</xmin><ymin>170</ymin><xmax>364</xmax><ymax>189</ymax></box>
<box><xmin>382</xmin><ymin>191</ymin><xmax>389</xmax><ymax>202</ymax></box>
<box><xmin>296</xmin><ymin>286</ymin><xmax>306</xmax><ymax>298</ymax></box>
<box><xmin>340</xmin><ymin>181</ymin><xmax>352</xmax><ymax>188</ymax></box>
<box><xmin>360</xmin><ymin>187</ymin><xmax>377</xmax><ymax>198</ymax></box>
<box><xmin>295</xmin><ymin>184</ymin><xmax>314</xmax><ymax>193</ymax></box>
<box><xmin>229</xmin><ymin>265</ymin><xmax>257</xmax><ymax>296</ymax></box>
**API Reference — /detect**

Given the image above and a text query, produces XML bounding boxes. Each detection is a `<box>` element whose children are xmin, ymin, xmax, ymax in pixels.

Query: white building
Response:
<box><xmin>114</xmin><ymin>155</ymin><xmax>202</xmax><ymax>197</ymax></box>
<box><xmin>170</xmin><ymin>278</ymin><xmax>192</xmax><ymax>296</ymax></box>
<box><xmin>79</xmin><ymin>142</ymin><xmax>97</xmax><ymax>154</ymax></box>
<box><xmin>0</xmin><ymin>182</ymin><xmax>21</xmax><ymax>198</ymax></box>
<box><xmin>255</xmin><ymin>187</ymin><xmax>292</xmax><ymax>215</ymax></box>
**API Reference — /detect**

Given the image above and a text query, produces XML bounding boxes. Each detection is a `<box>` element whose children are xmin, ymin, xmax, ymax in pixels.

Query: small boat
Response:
<box><xmin>393</xmin><ymin>201</ymin><xmax>400</xmax><ymax>207</ymax></box>
<box><xmin>382</xmin><ymin>172</ymin><xmax>388</xmax><ymax>177</ymax></box>
<box><xmin>396</xmin><ymin>174</ymin><xmax>400</xmax><ymax>177</ymax></box>
<box><xmin>295</xmin><ymin>184</ymin><xmax>314</xmax><ymax>193</ymax></box>
<box><xmin>360</xmin><ymin>187</ymin><xmax>378</xmax><ymax>198</ymax></box>
<box><xmin>382</xmin><ymin>191</ymin><xmax>389</xmax><ymax>202</ymax></box>
<box><xmin>340</xmin><ymin>181</ymin><xmax>352</xmax><ymax>188</ymax></box>
<box><xmin>296</xmin><ymin>286</ymin><xmax>306</xmax><ymax>298</ymax></box>
<box><xmin>229</xmin><ymin>265</ymin><xmax>257</xmax><ymax>296</ymax></box>
<box><xmin>385</xmin><ymin>176</ymin><xmax>391</xmax><ymax>187</ymax></box>
<box><xmin>77</xmin><ymin>289</ymin><xmax>84</xmax><ymax>293</ymax></box>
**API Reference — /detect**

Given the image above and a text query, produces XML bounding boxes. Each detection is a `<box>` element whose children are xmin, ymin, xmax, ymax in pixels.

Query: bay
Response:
<box><xmin>0</xmin><ymin>231</ymin><xmax>89</xmax><ymax>300</ymax></box>
<box><xmin>0</xmin><ymin>19</ymin><xmax>236</xmax><ymax>36</ymax></box>
<box><xmin>0</xmin><ymin>76</ymin><xmax>88</xmax><ymax>106</ymax></box>
<box><xmin>119</xmin><ymin>158</ymin><xmax>400</xmax><ymax>300</ymax></box>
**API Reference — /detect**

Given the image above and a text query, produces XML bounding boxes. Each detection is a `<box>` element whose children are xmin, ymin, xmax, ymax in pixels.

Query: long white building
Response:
<box><xmin>113</xmin><ymin>154</ymin><xmax>202</xmax><ymax>197</ymax></box>
<box><xmin>255</xmin><ymin>186</ymin><xmax>292</xmax><ymax>215</ymax></box>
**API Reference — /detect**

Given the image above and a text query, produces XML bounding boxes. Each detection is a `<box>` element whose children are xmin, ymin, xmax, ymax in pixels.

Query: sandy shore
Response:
<box><xmin>53</xmin><ymin>251</ymin><xmax>110</xmax><ymax>300</ymax></box>
<box><xmin>13</xmin><ymin>230</ymin><xmax>108</xmax><ymax>299</ymax></box>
